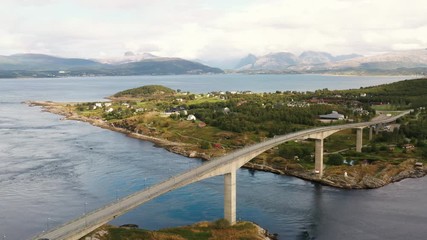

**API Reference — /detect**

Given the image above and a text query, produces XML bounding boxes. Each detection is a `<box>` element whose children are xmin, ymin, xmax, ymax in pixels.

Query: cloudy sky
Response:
<box><xmin>1</xmin><ymin>0</ymin><xmax>426</xmax><ymax>65</ymax></box>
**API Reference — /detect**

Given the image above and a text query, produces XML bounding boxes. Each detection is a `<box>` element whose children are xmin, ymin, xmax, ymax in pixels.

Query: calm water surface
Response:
<box><xmin>1</xmin><ymin>74</ymin><xmax>426</xmax><ymax>240</ymax></box>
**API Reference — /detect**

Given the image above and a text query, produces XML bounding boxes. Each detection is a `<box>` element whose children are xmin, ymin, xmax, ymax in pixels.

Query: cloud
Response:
<box><xmin>0</xmin><ymin>0</ymin><xmax>426</xmax><ymax>61</ymax></box>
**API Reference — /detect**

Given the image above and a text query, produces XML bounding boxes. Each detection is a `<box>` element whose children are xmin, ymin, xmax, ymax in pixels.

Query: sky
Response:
<box><xmin>1</xmin><ymin>0</ymin><xmax>426</xmax><ymax>66</ymax></box>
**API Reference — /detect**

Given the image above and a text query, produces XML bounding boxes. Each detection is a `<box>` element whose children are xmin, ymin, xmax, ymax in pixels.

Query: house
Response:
<box><xmin>223</xmin><ymin>107</ymin><xmax>231</xmax><ymax>114</ymax></box>
<box><xmin>105</xmin><ymin>102</ymin><xmax>112</xmax><ymax>107</ymax></box>
<box><xmin>106</xmin><ymin>108</ymin><xmax>114</xmax><ymax>113</ymax></box>
<box><xmin>95</xmin><ymin>103</ymin><xmax>103</xmax><ymax>107</ymax></box>
<box><xmin>319</xmin><ymin>111</ymin><xmax>345</xmax><ymax>120</ymax></box>
<box><xmin>403</xmin><ymin>144</ymin><xmax>415</xmax><ymax>150</ymax></box>
<box><xmin>187</xmin><ymin>114</ymin><xmax>196</xmax><ymax>121</ymax></box>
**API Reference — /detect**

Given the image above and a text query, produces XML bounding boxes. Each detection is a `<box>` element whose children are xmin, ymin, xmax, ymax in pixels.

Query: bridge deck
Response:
<box><xmin>33</xmin><ymin>111</ymin><xmax>410</xmax><ymax>240</ymax></box>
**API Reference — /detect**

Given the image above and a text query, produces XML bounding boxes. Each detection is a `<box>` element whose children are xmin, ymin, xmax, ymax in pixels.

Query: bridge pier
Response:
<box><xmin>356</xmin><ymin>127</ymin><xmax>363</xmax><ymax>152</ymax></box>
<box><xmin>314</xmin><ymin>138</ymin><xmax>324</xmax><ymax>178</ymax></box>
<box><xmin>224</xmin><ymin>168</ymin><xmax>236</xmax><ymax>225</ymax></box>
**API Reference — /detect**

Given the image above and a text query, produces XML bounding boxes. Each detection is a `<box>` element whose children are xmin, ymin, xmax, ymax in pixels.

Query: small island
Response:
<box><xmin>84</xmin><ymin>220</ymin><xmax>277</xmax><ymax>240</ymax></box>
<box><xmin>29</xmin><ymin>78</ymin><xmax>427</xmax><ymax>189</ymax></box>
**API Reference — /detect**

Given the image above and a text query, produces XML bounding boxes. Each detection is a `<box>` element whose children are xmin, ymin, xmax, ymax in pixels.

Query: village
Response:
<box><xmin>57</xmin><ymin>84</ymin><xmax>426</xmax><ymax>189</ymax></box>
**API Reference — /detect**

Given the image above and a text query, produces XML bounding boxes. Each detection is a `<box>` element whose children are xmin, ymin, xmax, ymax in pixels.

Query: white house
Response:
<box><xmin>105</xmin><ymin>102</ymin><xmax>112</xmax><ymax>107</ymax></box>
<box><xmin>95</xmin><ymin>103</ymin><xmax>103</xmax><ymax>107</ymax></box>
<box><xmin>187</xmin><ymin>114</ymin><xmax>196</xmax><ymax>121</ymax></box>
<box><xmin>106</xmin><ymin>108</ymin><xmax>114</xmax><ymax>113</ymax></box>
<box><xmin>223</xmin><ymin>107</ymin><xmax>231</xmax><ymax>114</ymax></box>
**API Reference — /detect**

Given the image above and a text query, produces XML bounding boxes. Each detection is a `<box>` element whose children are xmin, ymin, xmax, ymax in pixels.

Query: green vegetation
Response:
<box><xmin>327</xmin><ymin>154</ymin><xmax>345</xmax><ymax>165</ymax></box>
<box><xmin>56</xmin><ymin>78</ymin><xmax>427</xmax><ymax>188</ymax></box>
<box><xmin>114</xmin><ymin>85</ymin><xmax>176</xmax><ymax>98</ymax></box>
<box><xmin>337</xmin><ymin>78</ymin><xmax>427</xmax><ymax>109</ymax></box>
<box><xmin>86</xmin><ymin>221</ymin><xmax>265</xmax><ymax>240</ymax></box>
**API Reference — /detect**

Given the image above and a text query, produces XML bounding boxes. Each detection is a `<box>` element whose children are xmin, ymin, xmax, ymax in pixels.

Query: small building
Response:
<box><xmin>106</xmin><ymin>107</ymin><xmax>114</xmax><ymax>113</ymax></box>
<box><xmin>187</xmin><ymin>114</ymin><xmax>196</xmax><ymax>121</ymax></box>
<box><xmin>223</xmin><ymin>107</ymin><xmax>231</xmax><ymax>114</ymax></box>
<box><xmin>415</xmin><ymin>162</ymin><xmax>423</xmax><ymax>170</ymax></box>
<box><xmin>403</xmin><ymin>144</ymin><xmax>415</xmax><ymax>150</ymax></box>
<box><xmin>319</xmin><ymin>111</ymin><xmax>345</xmax><ymax>120</ymax></box>
<box><xmin>105</xmin><ymin>102</ymin><xmax>112</xmax><ymax>107</ymax></box>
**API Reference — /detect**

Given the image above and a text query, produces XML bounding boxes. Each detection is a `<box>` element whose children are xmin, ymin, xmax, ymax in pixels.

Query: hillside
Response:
<box><xmin>0</xmin><ymin>54</ymin><xmax>223</xmax><ymax>78</ymax></box>
<box><xmin>235</xmin><ymin>49</ymin><xmax>427</xmax><ymax>75</ymax></box>
<box><xmin>111</xmin><ymin>58</ymin><xmax>223</xmax><ymax>75</ymax></box>
<box><xmin>113</xmin><ymin>85</ymin><xmax>176</xmax><ymax>98</ymax></box>
<box><xmin>235</xmin><ymin>51</ymin><xmax>363</xmax><ymax>71</ymax></box>
<box><xmin>0</xmin><ymin>53</ymin><xmax>105</xmax><ymax>71</ymax></box>
<box><xmin>343</xmin><ymin>78</ymin><xmax>427</xmax><ymax>108</ymax></box>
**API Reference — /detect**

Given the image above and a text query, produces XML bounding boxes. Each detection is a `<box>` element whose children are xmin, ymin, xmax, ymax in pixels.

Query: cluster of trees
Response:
<box><xmin>352</xmin><ymin>78</ymin><xmax>427</xmax><ymax>109</ymax></box>
<box><xmin>113</xmin><ymin>85</ymin><xmax>175</xmax><ymax>98</ymax></box>
<box><xmin>188</xmin><ymin>97</ymin><xmax>344</xmax><ymax>135</ymax></box>
<box><xmin>278</xmin><ymin>143</ymin><xmax>313</xmax><ymax>162</ymax></box>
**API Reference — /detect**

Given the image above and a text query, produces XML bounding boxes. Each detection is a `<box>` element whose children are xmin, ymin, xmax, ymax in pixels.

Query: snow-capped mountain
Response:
<box><xmin>98</xmin><ymin>52</ymin><xmax>160</xmax><ymax>64</ymax></box>
<box><xmin>324</xmin><ymin>49</ymin><xmax>427</xmax><ymax>70</ymax></box>
<box><xmin>236</xmin><ymin>51</ymin><xmax>363</xmax><ymax>71</ymax></box>
<box><xmin>235</xmin><ymin>49</ymin><xmax>427</xmax><ymax>74</ymax></box>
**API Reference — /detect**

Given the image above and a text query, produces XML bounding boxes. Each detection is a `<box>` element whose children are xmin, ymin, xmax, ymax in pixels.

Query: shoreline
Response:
<box><xmin>28</xmin><ymin>100</ymin><xmax>427</xmax><ymax>189</ymax></box>
<box><xmin>86</xmin><ymin>221</ymin><xmax>278</xmax><ymax>240</ymax></box>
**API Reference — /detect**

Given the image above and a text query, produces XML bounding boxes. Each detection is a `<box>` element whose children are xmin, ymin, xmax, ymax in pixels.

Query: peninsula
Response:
<box><xmin>29</xmin><ymin>78</ymin><xmax>427</xmax><ymax>189</ymax></box>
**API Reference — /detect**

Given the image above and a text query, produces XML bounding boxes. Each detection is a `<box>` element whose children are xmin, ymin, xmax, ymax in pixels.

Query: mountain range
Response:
<box><xmin>1</xmin><ymin>49</ymin><xmax>427</xmax><ymax>78</ymax></box>
<box><xmin>235</xmin><ymin>49</ymin><xmax>427</xmax><ymax>75</ymax></box>
<box><xmin>0</xmin><ymin>53</ymin><xmax>223</xmax><ymax>78</ymax></box>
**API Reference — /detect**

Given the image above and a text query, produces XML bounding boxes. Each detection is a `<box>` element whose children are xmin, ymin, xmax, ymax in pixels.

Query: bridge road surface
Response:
<box><xmin>33</xmin><ymin>111</ymin><xmax>410</xmax><ymax>240</ymax></box>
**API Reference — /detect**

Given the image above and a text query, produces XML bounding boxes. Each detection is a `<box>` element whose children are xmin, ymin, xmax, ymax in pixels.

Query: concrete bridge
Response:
<box><xmin>33</xmin><ymin>111</ymin><xmax>410</xmax><ymax>240</ymax></box>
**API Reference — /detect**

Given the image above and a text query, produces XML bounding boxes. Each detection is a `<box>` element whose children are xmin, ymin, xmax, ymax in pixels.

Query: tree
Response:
<box><xmin>327</xmin><ymin>154</ymin><xmax>344</xmax><ymax>165</ymax></box>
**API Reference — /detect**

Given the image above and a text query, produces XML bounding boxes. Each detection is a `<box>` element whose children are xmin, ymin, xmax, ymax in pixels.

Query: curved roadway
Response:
<box><xmin>33</xmin><ymin>111</ymin><xmax>410</xmax><ymax>240</ymax></box>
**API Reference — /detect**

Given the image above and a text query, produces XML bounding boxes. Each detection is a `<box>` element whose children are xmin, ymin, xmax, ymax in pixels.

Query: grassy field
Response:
<box><xmin>86</xmin><ymin>220</ymin><xmax>267</xmax><ymax>240</ymax></box>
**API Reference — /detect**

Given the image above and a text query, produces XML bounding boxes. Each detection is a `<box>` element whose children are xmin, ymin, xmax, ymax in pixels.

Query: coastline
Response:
<box><xmin>85</xmin><ymin>221</ymin><xmax>278</xmax><ymax>240</ymax></box>
<box><xmin>28</xmin><ymin>101</ymin><xmax>427</xmax><ymax>189</ymax></box>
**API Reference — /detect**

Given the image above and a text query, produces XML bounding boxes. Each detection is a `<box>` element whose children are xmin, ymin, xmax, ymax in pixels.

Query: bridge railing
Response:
<box><xmin>34</xmin><ymin>110</ymin><xmax>411</xmax><ymax>239</ymax></box>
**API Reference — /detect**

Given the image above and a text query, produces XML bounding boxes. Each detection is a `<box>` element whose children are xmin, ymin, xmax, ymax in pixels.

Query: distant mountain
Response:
<box><xmin>235</xmin><ymin>51</ymin><xmax>361</xmax><ymax>71</ymax></box>
<box><xmin>239</xmin><ymin>52</ymin><xmax>299</xmax><ymax>70</ymax></box>
<box><xmin>235</xmin><ymin>49</ymin><xmax>427</xmax><ymax>75</ymax></box>
<box><xmin>333</xmin><ymin>53</ymin><xmax>363</xmax><ymax>62</ymax></box>
<box><xmin>110</xmin><ymin>58</ymin><xmax>223</xmax><ymax>75</ymax></box>
<box><xmin>298</xmin><ymin>51</ymin><xmax>335</xmax><ymax>65</ymax></box>
<box><xmin>324</xmin><ymin>49</ymin><xmax>427</xmax><ymax>70</ymax></box>
<box><xmin>0</xmin><ymin>53</ymin><xmax>223</xmax><ymax>78</ymax></box>
<box><xmin>0</xmin><ymin>53</ymin><xmax>105</xmax><ymax>71</ymax></box>
<box><xmin>235</xmin><ymin>54</ymin><xmax>257</xmax><ymax>69</ymax></box>
<box><xmin>99</xmin><ymin>52</ymin><xmax>160</xmax><ymax>64</ymax></box>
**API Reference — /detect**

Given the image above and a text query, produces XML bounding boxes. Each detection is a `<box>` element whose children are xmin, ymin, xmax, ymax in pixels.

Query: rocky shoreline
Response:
<box><xmin>86</xmin><ymin>221</ymin><xmax>278</xmax><ymax>240</ymax></box>
<box><xmin>28</xmin><ymin>101</ymin><xmax>426</xmax><ymax>190</ymax></box>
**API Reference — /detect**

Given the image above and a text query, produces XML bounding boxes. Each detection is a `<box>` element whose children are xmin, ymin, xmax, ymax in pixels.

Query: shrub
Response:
<box><xmin>327</xmin><ymin>154</ymin><xmax>344</xmax><ymax>165</ymax></box>
<box><xmin>213</xmin><ymin>219</ymin><xmax>230</xmax><ymax>229</ymax></box>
